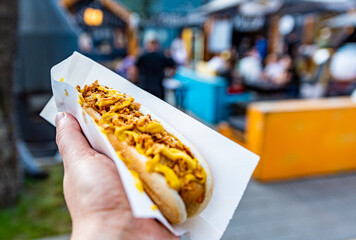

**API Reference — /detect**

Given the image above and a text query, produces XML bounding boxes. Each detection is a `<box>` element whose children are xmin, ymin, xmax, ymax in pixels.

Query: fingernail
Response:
<box><xmin>55</xmin><ymin>112</ymin><xmax>66</xmax><ymax>126</ymax></box>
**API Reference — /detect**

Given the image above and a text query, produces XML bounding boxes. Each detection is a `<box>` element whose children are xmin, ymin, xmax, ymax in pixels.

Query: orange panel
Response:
<box><xmin>246</xmin><ymin>108</ymin><xmax>265</xmax><ymax>178</ymax></box>
<box><xmin>254</xmin><ymin>107</ymin><xmax>356</xmax><ymax>181</ymax></box>
<box><xmin>220</xmin><ymin>97</ymin><xmax>356</xmax><ymax>182</ymax></box>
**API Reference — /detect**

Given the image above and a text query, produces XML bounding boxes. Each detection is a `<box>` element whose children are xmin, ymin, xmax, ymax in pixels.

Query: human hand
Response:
<box><xmin>56</xmin><ymin>112</ymin><xmax>179</xmax><ymax>240</ymax></box>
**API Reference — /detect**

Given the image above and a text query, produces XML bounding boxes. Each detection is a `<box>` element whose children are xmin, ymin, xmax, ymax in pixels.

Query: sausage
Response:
<box><xmin>181</xmin><ymin>181</ymin><xmax>205</xmax><ymax>204</ymax></box>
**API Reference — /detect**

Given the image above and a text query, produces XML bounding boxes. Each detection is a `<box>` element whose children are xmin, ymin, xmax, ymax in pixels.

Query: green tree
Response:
<box><xmin>0</xmin><ymin>0</ymin><xmax>20</xmax><ymax>207</ymax></box>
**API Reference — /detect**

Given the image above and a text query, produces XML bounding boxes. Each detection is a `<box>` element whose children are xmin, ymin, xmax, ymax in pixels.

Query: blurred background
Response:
<box><xmin>1</xmin><ymin>0</ymin><xmax>356</xmax><ymax>239</ymax></box>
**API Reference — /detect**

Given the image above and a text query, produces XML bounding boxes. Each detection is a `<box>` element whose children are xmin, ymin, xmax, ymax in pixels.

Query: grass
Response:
<box><xmin>0</xmin><ymin>165</ymin><xmax>71</xmax><ymax>240</ymax></box>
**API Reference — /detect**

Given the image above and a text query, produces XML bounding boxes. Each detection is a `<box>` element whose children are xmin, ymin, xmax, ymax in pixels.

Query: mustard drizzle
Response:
<box><xmin>77</xmin><ymin>83</ymin><xmax>206</xmax><ymax>192</ymax></box>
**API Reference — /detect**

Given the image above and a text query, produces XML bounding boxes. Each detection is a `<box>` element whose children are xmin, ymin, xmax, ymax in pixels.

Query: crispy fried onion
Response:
<box><xmin>77</xmin><ymin>81</ymin><xmax>206</xmax><ymax>204</ymax></box>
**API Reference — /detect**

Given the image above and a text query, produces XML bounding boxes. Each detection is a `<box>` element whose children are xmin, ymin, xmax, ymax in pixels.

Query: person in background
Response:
<box><xmin>263</xmin><ymin>54</ymin><xmax>293</xmax><ymax>87</ymax></box>
<box><xmin>170</xmin><ymin>34</ymin><xmax>188</xmax><ymax>66</ymax></box>
<box><xmin>207</xmin><ymin>52</ymin><xmax>228</xmax><ymax>73</ymax></box>
<box><xmin>207</xmin><ymin>50</ymin><xmax>235</xmax><ymax>85</ymax></box>
<box><xmin>238</xmin><ymin>37</ymin><xmax>251</xmax><ymax>57</ymax></box>
<box><xmin>263</xmin><ymin>53</ymin><xmax>285</xmax><ymax>84</ymax></box>
<box><xmin>135</xmin><ymin>32</ymin><xmax>176</xmax><ymax>100</ymax></box>
<box><xmin>238</xmin><ymin>48</ymin><xmax>262</xmax><ymax>84</ymax></box>
<box><xmin>98</xmin><ymin>40</ymin><xmax>112</xmax><ymax>55</ymax></box>
<box><xmin>115</xmin><ymin>55</ymin><xmax>137</xmax><ymax>83</ymax></box>
<box><xmin>78</xmin><ymin>33</ymin><xmax>93</xmax><ymax>53</ymax></box>
<box><xmin>255</xmin><ymin>35</ymin><xmax>268</xmax><ymax>61</ymax></box>
<box><xmin>285</xmin><ymin>33</ymin><xmax>299</xmax><ymax>59</ymax></box>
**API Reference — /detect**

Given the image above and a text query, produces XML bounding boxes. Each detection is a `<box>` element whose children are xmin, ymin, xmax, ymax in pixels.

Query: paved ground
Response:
<box><xmin>38</xmin><ymin>173</ymin><xmax>356</xmax><ymax>240</ymax></box>
<box><xmin>222</xmin><ymin>173</ymin><xmax>356</xmax><ymax>240</ymax></box>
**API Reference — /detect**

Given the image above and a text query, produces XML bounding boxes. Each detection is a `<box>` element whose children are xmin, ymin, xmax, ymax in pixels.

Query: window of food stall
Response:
<box><xmin>63</xmin><ymin>0</ymin><xmax>136</xmax><ymax>64</ymax></box>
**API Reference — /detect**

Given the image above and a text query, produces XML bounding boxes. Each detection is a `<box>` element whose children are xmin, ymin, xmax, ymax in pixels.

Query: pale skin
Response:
<box><xmin>55</xmin><ymin>112</ymin><xmax>179</xmax><ymax>240</ymax></box>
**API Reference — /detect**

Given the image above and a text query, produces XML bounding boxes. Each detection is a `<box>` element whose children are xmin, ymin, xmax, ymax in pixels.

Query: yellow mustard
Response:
<box><xmin>78</xmin><ymin>84</ymin><xmax>206</xmax><ymax>193</ymax></box>
<box><xmin>185</xmin><ymin>173</ymin><xmax>197</xmax><ymax>183</ymax></box>
<box><xmin>160</xmin><ymin>147</ymin><xmax>197</xmax><ymax>169</ymax></box>
<box><xmin>100</xmin><ymin>112</ymin><xmax>117</xmax><ymax>122</ymax></box>
<box><xmin>115</xmin><ymin>151</ymin><xmax>131</xmax><ymax>166</ymax></box>
<box><xmin>108</xmin><ymin>99</ymin><xmax>133</xmax><ymax>112</ymax></box>
<box><xmin>129</xmin><ymin>170</ymin><xmax>144</xmax><ymax>193</ymax></box>
<box><xmin>93</xmin><ymin>94</ymin><xmax>102</xmax><ymax>102</ymax></box>
<box><xmin>144</xmin><ymin>148</ymin><xmax>204</xmax><ymax>189</ymax></box>
<box><xmin>137</xmin><ymin>122</ymin><xmax>164</xmax><ymax>134</ymax></box>
<box><xmin>153</xmin><ymin>164</ymin><xmax>181</xmax><ymax>191</ymax></box>
<box><xmin>145</xmin><ymin>154</ymin><xmax>183</xmax><ymax>191</ymax></box>
<box><xmin>98</xmin><ymin>97</ymin><xmax>121</xmax><ymax>107</ymax></box>
<box><xmin>78</xmin><ymin>94</ymin><xmax>85</xmax><ymax>104</ymax></box>
<box><xmin>97</xmin><ymin>85</ymin><xmax>109</xmax><ymax>93</ymax></box>
<box><xmin>124</xmin><ymin>131</ymin><xmax>139</xmax><ymax>143</ymax></box>
<box><xmin>114</xmin><ymin>125</ymin><xmax>133</xmax><ymax>141</ymax></box>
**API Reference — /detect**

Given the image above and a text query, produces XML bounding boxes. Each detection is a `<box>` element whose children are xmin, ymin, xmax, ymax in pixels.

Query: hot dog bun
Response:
<box><xmin>78</xmin><ymin>81</ymin><xmax>213</xmax><ymax>224</ymax></box>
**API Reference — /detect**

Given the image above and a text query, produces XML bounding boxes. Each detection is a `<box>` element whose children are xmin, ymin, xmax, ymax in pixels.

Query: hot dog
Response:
<box><xmin>77</xmin><ymin>81</ymin><xmax>213</xmax><ymax>224</ymax></box>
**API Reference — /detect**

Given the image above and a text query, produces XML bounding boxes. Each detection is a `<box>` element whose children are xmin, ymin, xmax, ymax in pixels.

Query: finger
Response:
<box><xmin>56</xmin><ymin>112</ymin><xmax>95</xmax><ymax>170</ymax></box>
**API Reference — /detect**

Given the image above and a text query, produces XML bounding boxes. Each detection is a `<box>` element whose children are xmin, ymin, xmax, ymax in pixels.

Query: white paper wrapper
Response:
<box><xmin>40</xmin><ymin>52</ymin><xmax>259</xmax><ymax>240</ymax></box>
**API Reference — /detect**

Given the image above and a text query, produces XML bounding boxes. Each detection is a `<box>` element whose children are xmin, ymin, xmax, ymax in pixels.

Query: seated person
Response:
<box><xmin>262</xmin><ymin>54</ymin><xmax>293</xmax><ymax>88</ymax></box>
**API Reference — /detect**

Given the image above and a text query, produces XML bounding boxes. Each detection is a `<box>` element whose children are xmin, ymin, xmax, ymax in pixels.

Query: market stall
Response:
<box><xmin>61</xmin><ymin>0</ymin><xmax>138</xmax><ymax>62</ymax></box>
<box><xmin>174</xmin><ymin>67</ymin><xmax>251</xmax><ymax>124</ymax></box>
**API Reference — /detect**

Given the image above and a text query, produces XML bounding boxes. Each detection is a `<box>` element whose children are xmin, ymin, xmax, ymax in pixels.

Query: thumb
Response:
<box><xmin>56</xmin><ymin>112</ymin><xmax>93</xmax><ymax>170</ymax></box>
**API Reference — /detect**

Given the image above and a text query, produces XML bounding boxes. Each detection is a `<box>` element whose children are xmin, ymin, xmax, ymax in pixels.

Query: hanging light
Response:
<box><xmin>83</xmin><ymin>8</ymin><xmax>103</xmax><ymax>26</ymax></box>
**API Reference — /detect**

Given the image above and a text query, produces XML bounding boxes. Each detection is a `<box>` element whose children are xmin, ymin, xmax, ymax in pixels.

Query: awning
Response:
<box><xmin>279</xmin><ymin>0</ymin><xmax>356</xmax><ymax>14</ymax></box>
<box><xmin>325</xmin><ymin>13</ymin><xmax>356</xmax><ymax>28</ymax></box>
<box><xmin>201</xmin><ymin>0</ymin><xmax>356</xmax><ymax>15</ymax></box>
<box><xmin>199</xmin><ymin>0</ymin><xmax>246</xmax><ymax>14</ymax></box>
